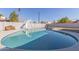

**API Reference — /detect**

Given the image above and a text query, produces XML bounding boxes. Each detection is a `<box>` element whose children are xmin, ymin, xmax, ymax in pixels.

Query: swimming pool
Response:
<box><xmin>1</xmin><ymin>30</ymin><xmax>78</xmax><ymax>50</ymax></box>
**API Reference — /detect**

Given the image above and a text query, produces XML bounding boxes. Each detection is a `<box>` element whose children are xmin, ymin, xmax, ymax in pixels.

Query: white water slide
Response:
<box><xmin>21</xmin><ymin>20</ymin><xmax>46</xmax><ymax>37</ymax></box>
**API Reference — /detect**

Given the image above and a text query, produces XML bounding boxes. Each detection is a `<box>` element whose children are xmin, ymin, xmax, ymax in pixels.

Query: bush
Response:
<box><xmin>58</xmin><ymin>17</ymin><xmax>71</xmax><ymax>23</ymax></box>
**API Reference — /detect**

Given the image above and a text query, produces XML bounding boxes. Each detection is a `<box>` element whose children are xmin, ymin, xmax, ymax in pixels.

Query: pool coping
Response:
<box><xmin>1</xmin><ymin>30</ymin><xmax>79</xmax><ymax>51</ymax></box>
<box><xmin>53</xmin><ymin>30</ymin><xmax>79</xmax><ymax>51</ymax></box>
<box><xmin>1</xmin><ymin>30</ymin><xmax>47</xmax><ymax>48</ymax></box>
<box><xmin>0</xmin><ymin>29</ymin><xmax>22</xmax><ymax>49</ymax></box>
<box><xmin>53</xmin><ymin>30</ymin><xmax>78</xmax><ymax>42</ymax></box>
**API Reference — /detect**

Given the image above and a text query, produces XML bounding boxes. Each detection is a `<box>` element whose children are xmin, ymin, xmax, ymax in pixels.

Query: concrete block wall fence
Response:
<box><xmin>0</xmin><ymin>22</ymin><xmax>46</xmax><ymax>31</ymax></box>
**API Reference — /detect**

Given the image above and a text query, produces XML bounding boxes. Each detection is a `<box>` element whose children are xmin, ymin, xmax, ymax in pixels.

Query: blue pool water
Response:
<box><xmin>1</xmin><ymin>30</ymin><xmax>77</xmax><ymax>50</ymax></box>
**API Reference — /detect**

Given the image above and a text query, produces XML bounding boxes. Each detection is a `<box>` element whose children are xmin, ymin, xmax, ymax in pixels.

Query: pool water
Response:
<box><xmin>1</xmin><ymin>30</ymin><xmax>77</xmax><ymax>50</ymax></box>
<box><xmin>1</xmin><ymin>30</ymin><xmax>47</xmax><ymax>48</ymax></box>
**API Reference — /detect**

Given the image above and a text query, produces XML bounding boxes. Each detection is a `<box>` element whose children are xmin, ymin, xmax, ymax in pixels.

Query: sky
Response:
<box><xmin>0</xmin><ymin>8</ymin><xmax>79</xmax><ymax>21</ymax></box>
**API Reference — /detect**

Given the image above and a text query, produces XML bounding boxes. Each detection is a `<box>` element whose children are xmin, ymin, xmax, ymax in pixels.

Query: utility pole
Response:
<box><xmin>17</xmin><ymin>8</ymin><xmax>21</xmax><ymax>21</ymax></box>
<box><xmin>38</xmin><ymin>12</ymin><xmax>40</xmax><ymax>23</ymax></box>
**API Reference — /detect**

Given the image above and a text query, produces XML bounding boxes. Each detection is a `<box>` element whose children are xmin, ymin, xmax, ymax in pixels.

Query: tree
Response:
<box><xmin>58</xmin><ymin>17</ymin><xmax>71</xmax><ymax>23</ymax></box>
<box><xmin>9</xmin><ymin>11</ymin><xmax>19</xmax><ymax>22</ymax></box>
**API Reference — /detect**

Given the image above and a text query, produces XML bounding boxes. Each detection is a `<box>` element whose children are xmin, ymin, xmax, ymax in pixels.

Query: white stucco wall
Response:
<box><xmin>0</xmin><ymin>22</ymin><xmax>46</xmax><ymax>31</ymax></box>
<box><xmin>0</xmin><ymin>22</ymin><xmax>24</xmax><ymax>31</ymax></box>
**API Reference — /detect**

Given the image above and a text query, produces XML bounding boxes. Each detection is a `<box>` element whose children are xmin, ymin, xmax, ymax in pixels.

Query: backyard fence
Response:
<box><xmin>0</xmin><ymin>22</ymin><xmax>46</xmax><ymax>31</ymax></box>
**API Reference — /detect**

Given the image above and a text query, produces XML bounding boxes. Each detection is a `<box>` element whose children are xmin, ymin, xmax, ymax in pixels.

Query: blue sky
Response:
<box><xmin>0</xmin><ymin>8</ymin><xmax>79</xmax><ymax>21</ymax></box>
